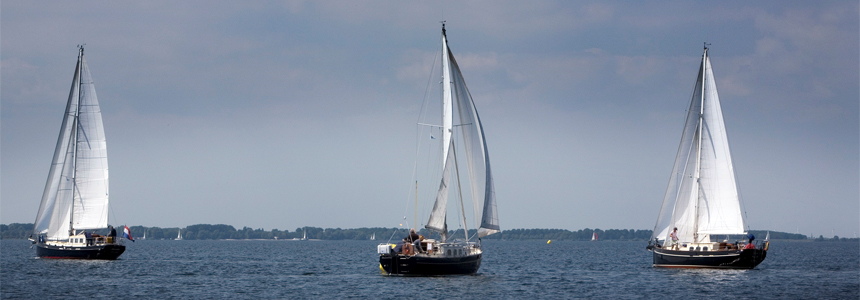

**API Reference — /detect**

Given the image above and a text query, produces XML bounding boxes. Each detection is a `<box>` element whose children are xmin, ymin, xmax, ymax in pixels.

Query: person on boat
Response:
<box><xmin>393</xmin><ymin>239</ymin><xmax>407</xmax><ymax>254</ymax></box>
<box><xmin>400</xmin><ymin>229</ymin><xmax>419</xmax><ymax>255</ymax></box>
<box><xmin>744</xmin><ymin>234</ymin><xmax>756</xmax><ymax>249</ymax></box>
<box><xmin>669</xmin><ymin>227</ymin><xmax>679</xmax><ymax>250</ymax></box>
<box><xmin>107</xmin><ymin>226</ymin><xmax>117</xmax><ymax>243</ymax></box>
<box><xmin>406</xmin><ymin>229</ymin><xmax>420</xmax><ymax>243</ymax></box>
<box><xmin>413</xmin><ymin>235</ymin><xmax>426</xmax><ymax>253</ymax></box>
<box><xmin>84</xmin><ymin>231</ymin><xmax>93</xmax><ymax>246</ymax></box>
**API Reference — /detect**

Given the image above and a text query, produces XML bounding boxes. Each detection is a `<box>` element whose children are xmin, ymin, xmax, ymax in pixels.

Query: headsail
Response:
<box><xmin>425</xmin><ymin>139</ymin><xmax>455</xmax><ymax>239</ymax></box>
<box><xmin>653</xmin><ymin>47</ymin><xmax>744</xmax><ymax>244</ymax></box>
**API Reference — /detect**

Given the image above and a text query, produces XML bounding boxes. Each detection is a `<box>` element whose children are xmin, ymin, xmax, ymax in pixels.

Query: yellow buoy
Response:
<box><xmin>547</xmin><ymin>240</ymin><xmax>551</xmax><ymax>244</ymax></box>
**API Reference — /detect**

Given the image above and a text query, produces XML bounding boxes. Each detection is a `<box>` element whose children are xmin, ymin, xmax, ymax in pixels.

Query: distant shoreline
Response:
<box><xmin>3</xmin><ymin>223</ymin><xmax>838</xmax><ymax>241</ymax></box>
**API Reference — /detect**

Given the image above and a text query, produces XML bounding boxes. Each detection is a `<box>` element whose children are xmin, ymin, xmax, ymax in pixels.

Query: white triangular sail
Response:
<box><xmin>33</xmin><ymin>47</ymin><xmax>109</xmax><ymax>241</ymax></box>
<box><xmin>425</xmin><ymin>139</ymin><xmax>455</xmax><ymax>235</ymax></box>
<box><xmin>653</xmin><ymin>47</ymin><xmax>745</xmax><ymax>244</ymax></box>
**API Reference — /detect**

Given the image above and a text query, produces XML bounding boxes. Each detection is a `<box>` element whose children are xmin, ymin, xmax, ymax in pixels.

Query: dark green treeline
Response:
<box><xmin>2</xmin><ymin>223</ymin><xmax>816</xmax><ymax>241</ymax></box>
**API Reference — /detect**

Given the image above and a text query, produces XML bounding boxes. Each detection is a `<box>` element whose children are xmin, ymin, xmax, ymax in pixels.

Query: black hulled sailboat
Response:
<box><xmin>378</xmin><ymin>24</ymin><xmax>500</xmax><ymax>275</ymax></box>
<box><xmin>647</xmin><ymin>45</ymin><xmax>767</xmax><ymax>269</ymax></box>
<box><xmin>29</xmin><ymin>46</ymin><xmax>125</xmax><ymax>260</ymax></box>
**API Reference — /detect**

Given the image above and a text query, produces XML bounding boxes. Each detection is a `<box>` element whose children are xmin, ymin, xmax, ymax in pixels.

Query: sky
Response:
<box><xmin>2</xmin><ymin>1</ymin><xmax>857</xmax><ymax>238</ymax></box>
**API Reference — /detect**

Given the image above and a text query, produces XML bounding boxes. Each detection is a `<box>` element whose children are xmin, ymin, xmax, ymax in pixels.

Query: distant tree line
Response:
<box><xmin>0</xmin><ymin>223</ymin><xmax>831</xmax><ymax>241</ymax></box>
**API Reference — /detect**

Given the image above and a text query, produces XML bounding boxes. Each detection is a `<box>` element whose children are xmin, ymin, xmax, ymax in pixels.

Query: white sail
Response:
<box><xmin>653</xmin><ymin>47</ymin><xmax>745</xmax><ymax>244</ymax></box>
<box><xmin>33</xmin><ymin>47</ymin><xmax>108</xmax><ymax>241</ymax></box>
<box><xmin>425</xmin><ymin>139</ymin><xmax>455</xmax><ymax>235</ymax></box>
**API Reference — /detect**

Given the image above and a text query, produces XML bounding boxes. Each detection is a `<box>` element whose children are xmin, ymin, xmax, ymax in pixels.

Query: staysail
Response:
<box><xmin>33</xmin><ymin>47</ymin><xmax>109</xmax><ymax>241</ymax></box>
<box><xmin>425</xmin><ymin>139</ymin><xmax>455</xmax><ymax>236</ymax></box>
<box><xmin>424</xmin><ymin>25</ymin><xmax>499</xmax><ymax>240</ymax></box>
<box><xmin>652</xmin><ymin>47</ymin><xmax>744</xmax><ymax>244</ymax></box>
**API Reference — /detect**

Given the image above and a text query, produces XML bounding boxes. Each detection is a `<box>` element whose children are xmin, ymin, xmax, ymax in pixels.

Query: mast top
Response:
<box><xmin>441</xmin><ymin>21</ymin><xmax>446</xmax><ymax>36</ymax></box>
<box><xmin>78</xmin><ymin>44</ymin><xmax>86</xmax><ymax>57</ymax></box>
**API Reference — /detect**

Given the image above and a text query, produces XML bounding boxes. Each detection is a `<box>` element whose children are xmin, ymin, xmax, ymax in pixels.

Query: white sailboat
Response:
<box><xmin>379</xmin><ymin>23</ymin><xmax>500</xmax><ymax>275</ymax></box>
<box><xmin>370</xmin><ymin>233</ymin><xmax>376</xmax><ymax>241</ymax></box>
<box><xmin>175</xmin><ymin>229</ymin><xmax>183</xmax><ymax>240</ymax></box>
<box><xmin>29</xmin><ymin>46</ymin><xmax>125</xmax><ymax>259</ymax></box>
<box><xmin>591</xmin><ymin>231</ymin><xmax>598</xmax><ymax>241</ymax></box>
<box><xmin>647</xmin><ymin>45</ymin><xmax>767</xmax><ymax>268</ymax></box>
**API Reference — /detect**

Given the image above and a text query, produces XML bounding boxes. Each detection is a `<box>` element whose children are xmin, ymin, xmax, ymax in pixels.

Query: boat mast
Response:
<box><xmin>693</xmin><ymin>44</ymin><xmax>709</xmax><ymax>243</ymax></box>
<box><xmin>439</xmin><ymin>22</ymin><xmax>453</xmax><ymax>243</ymax></box>
<box><xmin>415</xmin><ymin>180</ymin><xmax>418</xmax><ymax>232</ymax></box>
<box><xmin>68</xmin><ymin>45</ymin><xmax>85</xmax><ymax>237</ymax></box>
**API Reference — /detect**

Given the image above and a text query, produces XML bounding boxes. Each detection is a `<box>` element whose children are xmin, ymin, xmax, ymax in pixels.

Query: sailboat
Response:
<box><xmin>378</xmin><ymin>24</ymin><xmax>500</xmax><ymax>275</ymax></box>
<box><xmin>29</xmin><ymin>46</ymin><xmax>125</xmax><ymax>259</ymax></box>
<box><xmin>302</xmin><ymin>228</ymin><xmax>307</xmax><ymax>241</ymax></box>
<box><xmin>175</xmin><ymin>229</ymin><xmax>183</xmax><ymax>240</ymax></box>
<box><xmin>647</xmin><ymin>45</ymin><xmax>767</xmax><ymax>268</ymax></box>
<box><xmin>591</xmin><ymin>231</ymin><xmax>598</xmax><ymax>241</ymax></box>
<box><xmin>370</xmin><ymin>233</ymin><xmax>376</xmax><ymax>241</ymax></box>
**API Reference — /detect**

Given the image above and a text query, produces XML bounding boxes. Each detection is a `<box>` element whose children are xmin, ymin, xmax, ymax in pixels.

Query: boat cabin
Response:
<box><xmin>41</xmin><ymin>232</ymin><xmax>120</xmax><ymax>247</ymax></box>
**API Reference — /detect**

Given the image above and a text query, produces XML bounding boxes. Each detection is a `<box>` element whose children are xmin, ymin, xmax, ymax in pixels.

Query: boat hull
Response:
<box><xmin>379</xmin><ymin>253</ymin><xmax>481</xmax><ymax>275</ymax></box>
<box><xmin>36</xmin><ymin>243</ymin><xmax>125</xmax><ymax>260</ymax></box>
<box><xmin>651</xmin><ymin>247</ymin><xmax>766</xmax><ymax>269</ymax></box>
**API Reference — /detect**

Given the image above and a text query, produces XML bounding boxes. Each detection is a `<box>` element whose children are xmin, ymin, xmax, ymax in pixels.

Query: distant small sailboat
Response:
<box><xmin>591</xmin><ymin>231</ymin><xmax>598</xmax><ymax>241</ymax></box>
<box><xmin>29</xmin><ymin>46</ymin><xmax>125</xmax><ymax>259</ymax></box>
<box><xmin>647</xmin><ymin>45</ymin><xmax>767</xmax><ymax>269</ymax></box>
<box><xmin>370</xmin><ymin>233</ymin><xmax>376</xmax><ymax>241</ymax></box>
<box><xmin>175</xmin><ymin>229</ymin><xmax>183</xmax><ymax>240</ymax></box>
<box><xmin>379</xmin><ymin>23</ymin><xmax>500</xmax><ymax>275</ymax></box>
<box><xmin>141</xmin><ymin>230</ymin><xmax>146</xmax><ymax>240</ymax></box>
<box><xmin>302</xmin><ymin>227</ymin><xmax>307</xmax><ymax>241</ymax></box>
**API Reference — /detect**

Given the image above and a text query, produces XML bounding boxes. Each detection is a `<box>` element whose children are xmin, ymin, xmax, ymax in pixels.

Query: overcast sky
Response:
<box><xmin>2</xmin><ymin>1</ymin><xmax>857</xmax><ymax>238</ymax></box>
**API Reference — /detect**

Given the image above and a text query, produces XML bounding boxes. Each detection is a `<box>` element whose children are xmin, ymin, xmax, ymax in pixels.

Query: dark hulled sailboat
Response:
<box><xmin>29</xmin><ymin>46</ymin><xmax>125</xmax><ymax>260</ymax></box>
<box><xmin>647</xmin><ymin>45</ymin><xmax>766</xmax><ymax>269</ymax></box>
<box><xmin>378</xmin><ymin>24</ymin><xmax>499</xmax><ymax>275</ymax></box>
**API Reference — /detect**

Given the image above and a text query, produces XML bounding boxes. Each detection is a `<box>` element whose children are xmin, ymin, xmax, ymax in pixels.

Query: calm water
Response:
<box><xmin>2</xmin><ymin>239</ymin><xmax>857</xmax><ymax>299</ymax></box>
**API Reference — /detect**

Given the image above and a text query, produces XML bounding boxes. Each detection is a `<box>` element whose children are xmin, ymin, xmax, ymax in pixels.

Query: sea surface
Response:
<box><xmin>2</xmin><ymin>239</ymin><xmax>857</xmax><ymax>299</ymax></box>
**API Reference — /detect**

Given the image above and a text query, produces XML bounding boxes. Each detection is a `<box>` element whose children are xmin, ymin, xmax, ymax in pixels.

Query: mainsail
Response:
<box><xmin>425</xmin><ymin>25</ymin><xmax>499</xmax><ymax>240</ymax></box>
<box><xmin>652</xmin><ymin>47</ymin><xmax>744</xmax><ymax>244</ymax></box>
<box><xmin>33</xmin><ymin>47</ymin><xmax>109</xmax><ymax>241</ymax></box>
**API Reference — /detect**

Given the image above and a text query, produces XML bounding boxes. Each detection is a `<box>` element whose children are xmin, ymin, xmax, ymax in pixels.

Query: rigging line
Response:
<box><xmin>403</xmin><ymin>46</ymin><xmax>441</xmax><ymax>224</ymax></box>
<box><xmin>386</xmin><ymin>228</ymin><xmax>401</xmax><ymax>244</ymax></box>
